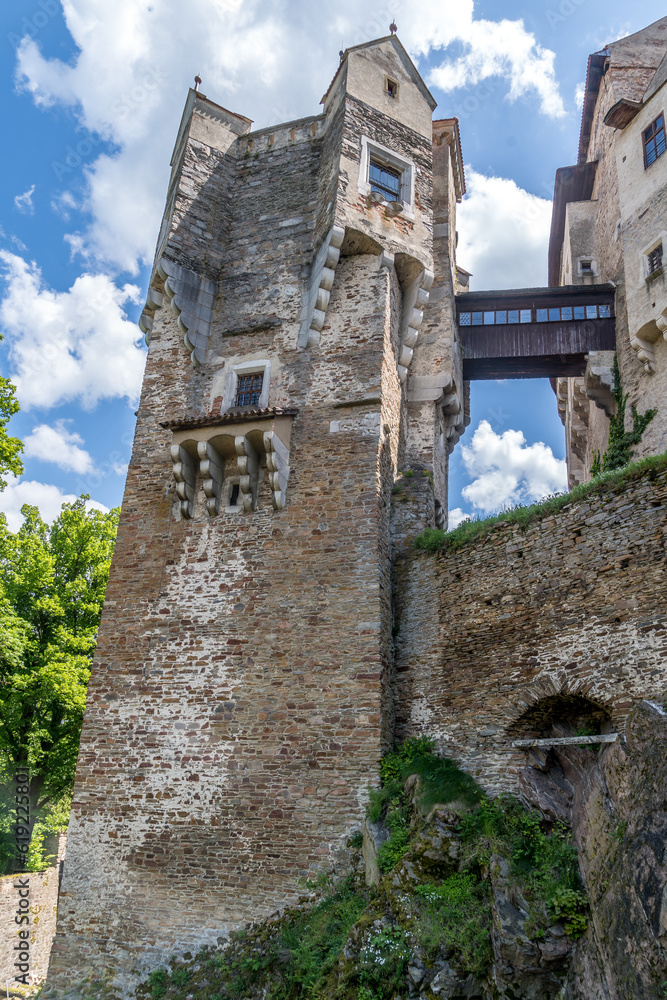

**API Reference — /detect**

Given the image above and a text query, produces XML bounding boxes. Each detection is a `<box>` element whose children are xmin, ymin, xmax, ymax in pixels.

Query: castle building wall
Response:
<box><xmin>393</xmin><ymin>463</ymin><xmax>667</xmax><ymax>793</ymax></box>
<box><xmin>614</xmin><ymin>80</ymin><xmax>667</xmax><ymax>459</ymax></box>
<box><xmin>553</xmin><ymin>19</ymin><xmax>667</xmax><ymax>482</ymax></box>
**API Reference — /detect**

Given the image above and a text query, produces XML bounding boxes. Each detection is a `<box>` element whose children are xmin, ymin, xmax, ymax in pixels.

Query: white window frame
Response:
<box><xmin>640</xmin><ymin>232</ymin><xmax>667</xmax><ymax>283</ymax></box>
<box><xmin>221</xmin><ymin>359</ymin><xmax>271</xmax><ymax>412</ymax></box>
<box><xmin>576</xmin><ymin>256</ymin><xmax>598</xmax><ymax>278</ymax></box>
<box><xmin>358</xmin><ymin>136</ymin><xmax>415</xmax><ymax>218</ymax></box>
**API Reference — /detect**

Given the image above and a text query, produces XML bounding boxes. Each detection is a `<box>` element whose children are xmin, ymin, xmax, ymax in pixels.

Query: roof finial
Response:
<box><xmin>390</xmin><ymin>20</ymin><xmax>397</xmax><ymax>34</ymax></box>
<box><xmin>339</xmin><ymin>49</ymin><xmax>345</xmax><ymax>62</ymax></box>
<box><xmin>194</xmin><ymin>73</ymin><xmax>202</xmax><ymax>93</ymax></box>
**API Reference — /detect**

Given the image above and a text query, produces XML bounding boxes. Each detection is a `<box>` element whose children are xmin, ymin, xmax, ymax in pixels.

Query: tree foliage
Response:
<box><xmin>0</xmin><ymin>499</ymin><xmax>119</xmax><ymax>836</ymax></box>
<box><xmin>0</xmin><ymin>373</ymin><xmax>24</xmax><ymax>489</ymax></box>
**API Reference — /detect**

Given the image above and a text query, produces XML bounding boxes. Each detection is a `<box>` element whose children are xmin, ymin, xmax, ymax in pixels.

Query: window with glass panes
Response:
<box><xmin>644</xmin><ymin>114</ymin><xmax>666</xmax><ymax>168</ymax></box>
<box><xmin>369</xmin><ymin>160</ymin><xmax>402</xmax><ymax>201</ymax></box>
<box><xmin>648</xmin><ymin>244</ymin><xmax>663</xmax><ymax>274</ymax></box>
<box><xmin>235</xmin><ymin>373</ymin><xmax>264</xmax><ymax>407</ymax></box>
<box><xmin>458</xmin><ymin>303</ymin><xmax>612</xmax><ymax>326</ymax></box>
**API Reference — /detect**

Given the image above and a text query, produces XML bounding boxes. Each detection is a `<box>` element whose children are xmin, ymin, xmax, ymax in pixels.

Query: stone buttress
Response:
<box><xmin>45</xmin><ymin>36</ymin><xmax>465</xmax><ymax>992</ymax></box>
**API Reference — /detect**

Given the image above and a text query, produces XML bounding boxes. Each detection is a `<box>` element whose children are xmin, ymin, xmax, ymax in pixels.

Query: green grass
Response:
<box><xmin>370</xmin><ymin>738</ymin><xmax>485</xmax><ymax>874</ymax></box>
<box><xmin>413</xmin><ymin>873</ymin><xmax>491</xmax><ymax>974</ymax></box>
<box><xmin>138</xmin><ymin>876</ymin><xmax>370</xmax><ymax>1000</ymax></box>
<box><xmin>457</xmin><ymin>795</ymin><xmax>588</xmax><ymax>939</ymax></box>
<box><xmin>415</xmin><ymin>450</ymin><xmax>667</xmax><ymax>553</ymax></box>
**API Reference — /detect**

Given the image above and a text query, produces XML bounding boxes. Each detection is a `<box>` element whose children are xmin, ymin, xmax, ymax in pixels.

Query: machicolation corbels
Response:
<box><xmin>298</xmin><ymin>225</ymin><xmax>345</xmax><ymax>349</ymax></box>
<box><xmin>164</xmin><ymin>408</ymin><xmax>297</xmax><ymax>518</ymax></box>
<box><xmin>140</xmin><ymin>256</ymin><xmax>216</xmax><ymax>364</ymax></box>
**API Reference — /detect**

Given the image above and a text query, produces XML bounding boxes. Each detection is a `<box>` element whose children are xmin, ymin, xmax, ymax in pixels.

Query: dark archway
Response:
<box><xmin>508</xmin><ymin>693</ymin><xmax>613</xmax><ymax>742</ymax></box>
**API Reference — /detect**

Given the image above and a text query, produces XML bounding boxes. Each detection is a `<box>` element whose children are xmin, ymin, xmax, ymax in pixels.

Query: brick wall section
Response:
<box><xmin>393</xmin><ymin>464</ymin><xmax>667</xmax><ymax>793</ymax></box>
<box><xmin>1</xmin><ymin>837</ymin><xmax>66</xmax><ymax>987</ymax></box>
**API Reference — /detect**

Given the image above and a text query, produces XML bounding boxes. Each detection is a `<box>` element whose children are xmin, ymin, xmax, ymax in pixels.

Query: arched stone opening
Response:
<box><xmin>508</xmin><ymin>693</ymin><xmax>613</xmax><ymax>742</ymax></box>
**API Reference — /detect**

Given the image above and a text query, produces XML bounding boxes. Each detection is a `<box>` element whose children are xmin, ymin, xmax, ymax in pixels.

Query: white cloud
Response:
<box><xmin>574</xmin><ymin>81</ymin><xmax>585</xmax><ymax>111</ymax></box>
<box><xmin>460</xmin><ymin>419</ymin><xmax>567</xmax><ymax>514</ymax></box>
<box><xmin>447</xmin><ymin>507</ymin><xmax>470</xmax><ymax>530</ymax></box>
<box><xmin>417</xmin><ymin>8</ymin><xmax>565</xmax><ymax>118</ymax></box>
<box><xmin>14</xmin><ymin>185</ymin><xmax>36</xmax><ymax>214</ymax></box>
<box><xmin>0</xmin><ymin>251</ymin><xmax>145</xmax><ymax>411</ymax></box>
<box><xmin>24</xmin><ymin>421</ymin><xmax>95</xmax><ymax>474</ymax></box>
<box><xmin>0</xmin><ymin>476</ymin><xmax>108</xmax><ymax>532</ymax></box>
<box><xmin>13</xmin><ymin>0</ymin><xmax>565</xmax><ymax>274</ymax></box>
<box><xmin>51</xmin><ymin>190</ymin><xmax>79</xmax><ymax>221</ymax></box>
<box><xmin>457</xmin><ymin>168</ymin><xmax>553</xmax><ymax>290</ymax></box>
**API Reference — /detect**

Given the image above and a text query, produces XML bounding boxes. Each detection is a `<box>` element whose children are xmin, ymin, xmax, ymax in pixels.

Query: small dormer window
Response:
<box><xmin>235</xmin><ymin>373</ymin><xmax>264</xmax><ymax>407</ymax></box>
<box><xmin>386</xmin><ymin>78</ymin><xmax>399</xmax><ymax>99</ymax></box>
<box><xmin>644</xmin><ymin>113</ymin><xmax>666</xmax><ymax>168</ymax></box>
<box><xmin>369</xmin><ymin>160</ymin><xmax>402</xmax><ymax>202</ymax></box>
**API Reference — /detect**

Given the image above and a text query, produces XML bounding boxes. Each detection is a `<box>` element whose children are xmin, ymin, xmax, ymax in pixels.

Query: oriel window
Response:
<box><xmin>644</xmin><ymin>114</ymin><xmax>666</xmax><ymax>168</ymax></box>
<box><xmin>235</xmin><ymin>373</ymin><xmax>264</xmax><ymax>407</ymax></box>
<box><xmin>369</xmin><ymin>160</ymin><xmax>402</xmax><ymax>202</ymax></box>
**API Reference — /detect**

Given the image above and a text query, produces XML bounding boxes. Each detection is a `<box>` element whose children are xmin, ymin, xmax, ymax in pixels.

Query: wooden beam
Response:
<box><xmin>512</xmin><ymin>734</ymin><xmax>619</xmax><ymax>748</ymax></box>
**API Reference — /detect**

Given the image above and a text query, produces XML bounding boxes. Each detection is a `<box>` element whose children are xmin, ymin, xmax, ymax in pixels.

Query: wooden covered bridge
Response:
<box><xmin>456</xmin><ymin>284</ymin><xmax>616</xmax><ymax>380</ymax></box>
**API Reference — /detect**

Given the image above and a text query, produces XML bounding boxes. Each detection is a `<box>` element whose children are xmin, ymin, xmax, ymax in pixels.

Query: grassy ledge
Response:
<box><xmin>415</xmin><ymin>451</ymin><xmax>667</xmax><ymax>554</ymax></box>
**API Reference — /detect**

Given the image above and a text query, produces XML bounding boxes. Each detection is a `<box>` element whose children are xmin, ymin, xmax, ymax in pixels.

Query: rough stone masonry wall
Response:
<box><xmin>46</xmin><ymin>253</ymin><xmax>400</xmax><ymax>995</ymax></box>
<box><xmin>1</xmin><ymin>836</ymin><xmax>66</xmax><ymax>988</ymax></box>
<box><xmin>393</xmin><ymin>464</ymin><xmax>667</xmax><ymax>793</ymax></box>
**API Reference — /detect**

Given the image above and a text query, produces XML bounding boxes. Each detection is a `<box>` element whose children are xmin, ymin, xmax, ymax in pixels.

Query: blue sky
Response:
<box><xmin>0</xmin><ymin>0</ymin><xmax>664</xmax><ymax>529</ymax></box>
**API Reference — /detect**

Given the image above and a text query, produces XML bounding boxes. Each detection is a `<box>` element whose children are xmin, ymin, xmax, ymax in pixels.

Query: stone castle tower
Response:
<box><xmin>46</xmin><ymin>35</ymin><xmax>468</xmax><ymax>988</ymax></box>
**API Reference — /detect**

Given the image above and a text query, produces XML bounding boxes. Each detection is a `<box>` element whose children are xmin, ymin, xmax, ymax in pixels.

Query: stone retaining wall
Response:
<box><xmin>0</xmin><ymin>836</ymin><xmax>66</xmax><ymax>988</ymax></box>
<box><xmin>394</xmin><ymin>464</ymin><xmax>667</xmax><ymax>792</ymax></box>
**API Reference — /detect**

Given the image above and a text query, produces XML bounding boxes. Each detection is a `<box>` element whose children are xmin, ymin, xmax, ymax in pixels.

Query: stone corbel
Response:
<box><xmin>398</xmin><ymin>269</ymin><xmax>434</xmax><ymax>382</ymax></box>
<box><xmin>656</xmin><ymin>308</ymin><xmax>667</xmax><ymax>339</ymax></box>
<box><xmin>264</xmin><ymin>431</ymin><xmax>290</xmax><ymax>510</ymax></box>
<box><xmin>170</xmin><ymin>444</ymin><xmax>197</xmax><ymax>519</ymax></box>
<box><xmin>298</xmin><ymin>226</ymin><xmax>345</xmax><ymax>348</ymax></box>
<box><xmin>198</xmin><ymin>441</ymin><xmax>225</xmax><ymax>517</ymax></box>
<box><xmin>235</xmin><ymin>436</ymin><xmax>259</xmax><ymax>512</ymax></box>
<box><xmin>442</xmin><ymin>389</ymin><xmax>467</xmax><ymax>454</ymax></box>
<box><xmin>630</xmin><ymin>334</ymin><xmax>656</xmax><ymax>374</ymax></box>
<box><xmin>139</xmin><ymin>257</ymin><xmax>217</xmax><ymax>365</ymax></box>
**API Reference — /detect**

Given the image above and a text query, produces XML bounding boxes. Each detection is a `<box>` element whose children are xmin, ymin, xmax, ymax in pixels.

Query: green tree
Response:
<box><xmin>0</xmin><ymin>370</ymin><xmax>24</xmax><ymax>489</ymax></box>
<box><xmin>0</xmin><ymin>498</ymin><xmax>119</xmax><ymax>864</ymax></box>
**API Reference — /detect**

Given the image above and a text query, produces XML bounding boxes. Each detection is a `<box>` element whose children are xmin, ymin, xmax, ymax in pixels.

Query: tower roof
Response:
<box><xmin>578</xmin><ymin>16</ymin><xmax>667</xmax><ymax>163</ymax></box>
<box><xmin>321</xmin><ymin>34</ymin><xmax>437</xmax><ymax>112</ymax></box>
